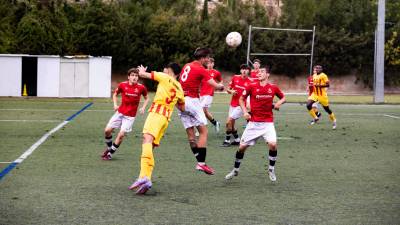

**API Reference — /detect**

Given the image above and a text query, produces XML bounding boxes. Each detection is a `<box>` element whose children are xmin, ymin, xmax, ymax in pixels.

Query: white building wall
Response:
<box><xmin>89</xmin><ymin>57</ymin><xmax>112</xmax><ymax>97</ymax></box>
<box><xmin>0</xmin><ymin>56</ymin><xmax>22</xmax><ymax>96</ymax></box>
<box><xmin>37</xmin><ymin>57</ymin><xmax>60</xmax><ymax>97</ymax></box>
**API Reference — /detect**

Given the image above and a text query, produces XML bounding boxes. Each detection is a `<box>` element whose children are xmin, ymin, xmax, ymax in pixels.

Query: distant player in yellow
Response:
<box><xmin>306</xmin><ymin>65</ymin><xmax>337</xmax><ymax>129</ymax></box>
<box><xmin>129</xmin><ymin>63</ymin><xmax>185</xmax><ymax>194</ymax></box>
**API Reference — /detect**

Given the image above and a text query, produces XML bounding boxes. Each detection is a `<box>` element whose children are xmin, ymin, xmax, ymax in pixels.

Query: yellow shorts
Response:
<box><xmin>143</xmin><ymin>112</ymin><xmax>169</xmax><ymax>146</ymax></box>
<box><xmin>308</xmin><ymin>94</ymin><xmax>329</xmax><ymax>107</ymax></box>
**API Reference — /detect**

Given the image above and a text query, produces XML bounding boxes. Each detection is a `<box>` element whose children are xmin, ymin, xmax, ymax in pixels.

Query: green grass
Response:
<box><xmin>0</xmin><ymin>97</ymin><xmax>399</xmax><ymax>225</ymax></box>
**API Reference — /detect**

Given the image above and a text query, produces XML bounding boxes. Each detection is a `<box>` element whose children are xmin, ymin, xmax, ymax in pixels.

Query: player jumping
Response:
<box><xmin>179</xmin><ymin>47</ymin><xmax>224</xmax><ymax>175</ymax></box>
<box><xmin>129</xmin><ymin>63</ymin><xmax>185</xmax><ymax>194</ymax></box>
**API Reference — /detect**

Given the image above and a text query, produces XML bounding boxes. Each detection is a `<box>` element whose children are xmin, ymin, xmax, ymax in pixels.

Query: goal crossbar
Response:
<box><xmin>246</xmin><ymin>25</ymin><xmax>316</xmax><ymax>74</ymax></box>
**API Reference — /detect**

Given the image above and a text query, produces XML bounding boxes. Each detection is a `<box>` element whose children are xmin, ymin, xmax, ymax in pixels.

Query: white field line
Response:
<box><xmin>277</xmin><ymin>137</ymin><xmax>294</xmax><ymax>140</ymax></box>
<box><xmin>0</xmin><ymin>162</ymin><xmax>12</xmax><ymax>164</ymax></box>
<box><xmin>14</xmin><ymin>121</ymin><xmax>68</xmax><ymax>163</ymax></box>
<box><xmin>383</xmin><ymin>114</ymin><xmax>400</xmax><ymax>119</ymax></box>
<box><xmin>0</xmin><ymin>109</ymin><xmax>112</xmax><ymax>112</ymax></box>
<box><xmin>0</xmin><ymin>119</ymin><xmax>61</xmax><ymax>122</ymax></box>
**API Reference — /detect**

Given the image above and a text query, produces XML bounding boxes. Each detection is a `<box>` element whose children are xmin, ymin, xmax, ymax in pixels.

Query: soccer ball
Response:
<box><xmin>226</xmin><ymin>32</ymin><xmax>242</xmax><ymax>48</ymax></box>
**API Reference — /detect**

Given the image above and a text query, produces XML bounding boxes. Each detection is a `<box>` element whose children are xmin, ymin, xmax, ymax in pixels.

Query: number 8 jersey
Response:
<box><xmin>179</xmin><ymin>61</ymin><xmax>212</xmax><ymax>98</ymax></box>
<box><xmin>148</xmin><ymin>71</ymin><xmax>185</xmax><ymax>121</ymax></box>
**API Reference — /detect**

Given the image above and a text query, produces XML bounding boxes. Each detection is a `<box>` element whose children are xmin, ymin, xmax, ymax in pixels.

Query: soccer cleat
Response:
<box><xmin>332</xmin><ymin>120</ymin><xmax>337</xmax><ymax>130</ymax></box>
<box><xmin>214</xmin><ymin>121</ymin><xmax>221</xmax><ymax>133</ymax></box>
<box><xmin>221</xmin><ymin>141</ymin><xmax>231</xmax><ymax>147</ymax></box>
<box><xmin>309</xmin><ymin>118</ymin><xmax>319</xmax><ymax>125</ymax></box>
<box><xmin>230</xmin><ymin>141</ymin><xmax>240</xmax><ymax>146</ymax></box>
<box><xmin>101</xmin><ymin>149</ymin><xmax>112</xmax><ymax>160</ymax></box>
<box><xmin>225</xmin><ymin>169</ymin><xmax>239</xmax><ymax>180</ymax></box>
<box><xmin>135</xmin><ymin>179</ymin><xmax>152</xmax><ymax>195</ymax></box>
<box><xmin>128</xmin><ymin>177</ymin><xmax>150</xmax><ymax>191</ymax></box>
<box><xmin>268</xmin><ymin>169</ymin><xmax>277</xmax><ymax>182</ymax></box>
<box><xmin>196</xmin><ymin>163</ymin><xmax>215</xmax><ymax>175</ymax></box>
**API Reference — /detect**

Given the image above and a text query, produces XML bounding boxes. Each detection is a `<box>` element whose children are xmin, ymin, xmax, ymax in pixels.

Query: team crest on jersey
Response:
<box><xmin>268</xmin><ymin>88</ymin><xmax>272</xmax><ymax>93</ymax></box>
<box><xmin>134</xmin><ymin>88</ymin><xmax>138</xmax><ymax>92</ymax></box>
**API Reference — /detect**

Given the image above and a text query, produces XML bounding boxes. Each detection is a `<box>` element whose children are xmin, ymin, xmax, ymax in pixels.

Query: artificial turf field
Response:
<box><xmin>0</xmin><ymin>96</ymin><xmax>399</xmax><ymax>225</ymax></box>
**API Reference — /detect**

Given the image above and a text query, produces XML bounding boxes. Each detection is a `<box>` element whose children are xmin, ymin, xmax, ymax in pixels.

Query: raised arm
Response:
<box><xmin>137</xmin><ymin>65</ymin><xmax>152</xmax><ymax>80</ymax></box>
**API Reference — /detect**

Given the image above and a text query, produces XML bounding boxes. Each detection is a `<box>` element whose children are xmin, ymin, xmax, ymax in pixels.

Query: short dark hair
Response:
<box><xmin>240</xmin><ymin>64</ymin><xmax>250</xmax><ymax>70</ymax></box>
<box><xmin>261</xmin><ymin>64</ymin><xmax>271</xmax><ymax>73</ymax></box>
<box><xmin>253</xmin><ymin>58</ymin><xmax>261</xmax><ymax>64</ymax></box>
<box><xmin>193</xmin><ymin>47</ymin><xmax>212</xmax><ymax>60</ymax></box>
<box><xmin>127</xmin><ymin>68</ymin><xmax>139</xmax><ymax>75</ymax></box>
<box><xmin>167</xmin><ymin>62</ymin><xmax>181</xmax><ymax>76</ymax></box>
<box><xmin>314</xmin><ymin>65</ymin><xmax>323</xmax><ymax>73</ymax></box>
<box><xmin>209</xmin><ymin>57</ymin><xmax>215</xmax><ymax>62</ymax></box>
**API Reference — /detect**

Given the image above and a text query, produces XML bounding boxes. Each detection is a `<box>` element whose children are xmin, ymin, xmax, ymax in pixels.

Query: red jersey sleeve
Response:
<box><xmin>114</xmin><ymin>83</ymin><xmax>123</xmax><ymax>94</ymax></box>
<box><xmin>215</xmin><ymin>70</ymin><xmax>222</xmax><ymax>82</ymax></box>
<box><xmin>141</xmin><ymin>85</ymin><xmax>148</xmax><ymax>97</ymax></box>
<box><xmin>274</xmin><ymin>85</ymin><xmax>284</xmax><ymax>99</ymax></box>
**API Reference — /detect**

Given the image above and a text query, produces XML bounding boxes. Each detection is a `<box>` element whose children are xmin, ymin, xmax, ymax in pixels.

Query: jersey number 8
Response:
<box><xmin>180</xmin><ymin>66</ymin><xmax>191</xmax><ymax>82</ymax></box>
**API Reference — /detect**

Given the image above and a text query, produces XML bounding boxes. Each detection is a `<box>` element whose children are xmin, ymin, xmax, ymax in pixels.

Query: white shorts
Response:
<box><xmin>179</xmin><ymin>97</ymin><xmax>208</xmax><ymax>129</ymax></box>
<box><xmin>106</xmin><ymin>112</ymin><xmax>135</xmax><ymax>133</ymax></box>
<box><xmin>312</xmin><ymin>102</ymin><xmax>319</xmax><ymax>109</ymax></box>
<box><xmin>240</xmin><ymin>122</ymin><xmax>277</xmax><ymax>146</ymax></box>
<box><xmin>200</xmin><ymin>95</ymin><xmax>213</xmax><ymax>108</ymax></box>
<box><xmin>229</xmin><ymin>106</ymin><xmax>243</xmax><ymax>120</ymax></box>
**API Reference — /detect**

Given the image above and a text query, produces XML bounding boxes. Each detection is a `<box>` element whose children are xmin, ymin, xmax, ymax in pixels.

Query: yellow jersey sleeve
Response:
<box><xmin>151</xmin><ymin>71</ymin><xmax>170</xmax><ymax>83</ymax></box>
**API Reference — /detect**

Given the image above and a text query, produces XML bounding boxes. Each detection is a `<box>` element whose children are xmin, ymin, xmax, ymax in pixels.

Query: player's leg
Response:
<box><xmin>129</xmin><ymin>113</ymin><xmax>167</xmax><ymax>194</ymax></box>
<box><xmin>179</xmin><ymin>98</ymin><xmax>214</xmax><ymax>175</ymax></box>
<box><xmin>312</xmin><ymin>102</ymin><xmax>321</xmax><ymax>118</ymax></box>
<box><xmin>306</xmin><ymin>98</ymin><xmax>319</xmax><ymax>124</ymax></box>
<box><xmin>225</xmin><ymin>121</ymin><xmax>258</xmax><ymax>180</ymax></box>
<box><xmin>225</xmin><ymin>144</ymin><xmax>249</xmax><ymax>180</ymax></box>
<box><xmin>222</xmin><ymin>117</ymin><xmax>234</xmax><ymax>146</ymax></box>
<box><xmin>200</xmin><ymin>95</ymin><xmax>219</xmax><ymax>133</ymax></box>
<box><xmin>102</xmin><ymin>112</ymin><xmax>122</xmax><ymax>160</ymax></box>
<box><xmin>264</xmin><ymin>123</ymin><xmax>278</xmax><ymax>182</ymax></box>
<box><xmin>104</xmin><ymin>127</ymin><xmax>113</xmax><ymax>151</ymax></box>
<box><xmin>230</xmin><ymin>119</ymin><xmax>240</xmax><ymax>145</ymax></box>
<box><xmin>108</xmin><ymin>116</ymin><xmax>135</xmax><ymax>158</ymax></box>
<box><xmin>320</xmin><ymin>97</ymin><xmax>337</xmax><ymax>129</ymax></box>
<box><xmin>195</xmin><ymin>125</ymin><xmax>214</xmax><ymax>175</ymax></box>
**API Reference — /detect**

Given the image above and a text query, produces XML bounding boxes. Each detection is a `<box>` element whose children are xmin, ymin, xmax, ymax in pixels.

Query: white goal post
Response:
<box><xmin>246</xmin><ymin>25</ymin><xmax>316</xmax><ymax>75</ymax></box>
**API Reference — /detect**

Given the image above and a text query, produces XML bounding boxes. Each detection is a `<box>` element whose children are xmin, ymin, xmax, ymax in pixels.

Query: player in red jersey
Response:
<box><xmin>200</xmin><ymin>57</ymin><xmax>222</xmax><ymax>133</ymax></box>
<box><xmin>179</xmin><ymin>47</ymin><xmax>224</xmax><ymax>175</ymax></box>
<box><xmin>221</xmin><ymin>64</ymin><xmax>251</xmax><ymax>147</ymax></box>
<box><xmin>225</xmin><ymin>65</ymin><xmax>286</xmax><ymax>182</ymax></box>
<box><xmin>250</xmin><ymin>58</ymin><xmax>261</xmax><ymax>80</ymax></box>
<box><xmin>307</xmin><ymin>67</ymin><xmax>321</xmax><ymax>124</ymax></box>
<box><xmin>101</xmin><ymin>68</ymin><xmax>149</xmax><ymax>160</ymax></box>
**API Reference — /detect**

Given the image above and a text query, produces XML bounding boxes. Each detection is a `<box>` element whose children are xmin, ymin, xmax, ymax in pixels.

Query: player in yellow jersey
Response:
<box><xmin>129</xmin><ymin>63</ymin><xmax>185</xmax><ymax>194</ymax></box>
<box><xmin>306</xmin><ymin>65</ymin><xmax>337</xmax><ymax>129</ymax></box>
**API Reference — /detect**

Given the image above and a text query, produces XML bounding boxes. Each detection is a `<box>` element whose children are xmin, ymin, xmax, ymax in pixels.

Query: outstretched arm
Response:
<box><xmin>137</xmin><ymin>65</ymin><xmax>152</xmax><ymax>80</ymax></box>
<box><xmin>207</xmin><ymin>78</ymin><xmax>224</xmax><ymax>91</ymax></box>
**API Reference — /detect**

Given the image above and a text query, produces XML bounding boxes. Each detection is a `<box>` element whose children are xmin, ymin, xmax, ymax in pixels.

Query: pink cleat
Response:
<box><xmin>196</xmin><ymin>163</ymin><xmax>215</xmax><ymax>175</ymax></box>
<box><xmin>135</xmin><ymin>180</ymin><xmax>152</xmax><ymax>195</ymax></box>
<box><xmin>101</xmin><ymin>150</ymin><xmax>112</xmax><ymax>160</ymax></box>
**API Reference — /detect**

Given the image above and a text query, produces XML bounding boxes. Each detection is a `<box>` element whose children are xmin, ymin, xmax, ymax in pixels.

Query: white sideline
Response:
<box><xmin>383</xmin><ymin>114</ymin><xmax>400</xmax><ymax>119</ymax></box>
<box><xmin>0</xmin><ymin>119</ymin><xmax>61</xmax><ymax>122</ymax></box>
<box><xmin>0</xmin><ymin>162</ymin><xmax>12</xmax><ymax>164</ymax></box>
<box><xmin>14</xmin><ymin>121</ymin><xmax>68</xmax><ymax>163</ymax></box>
